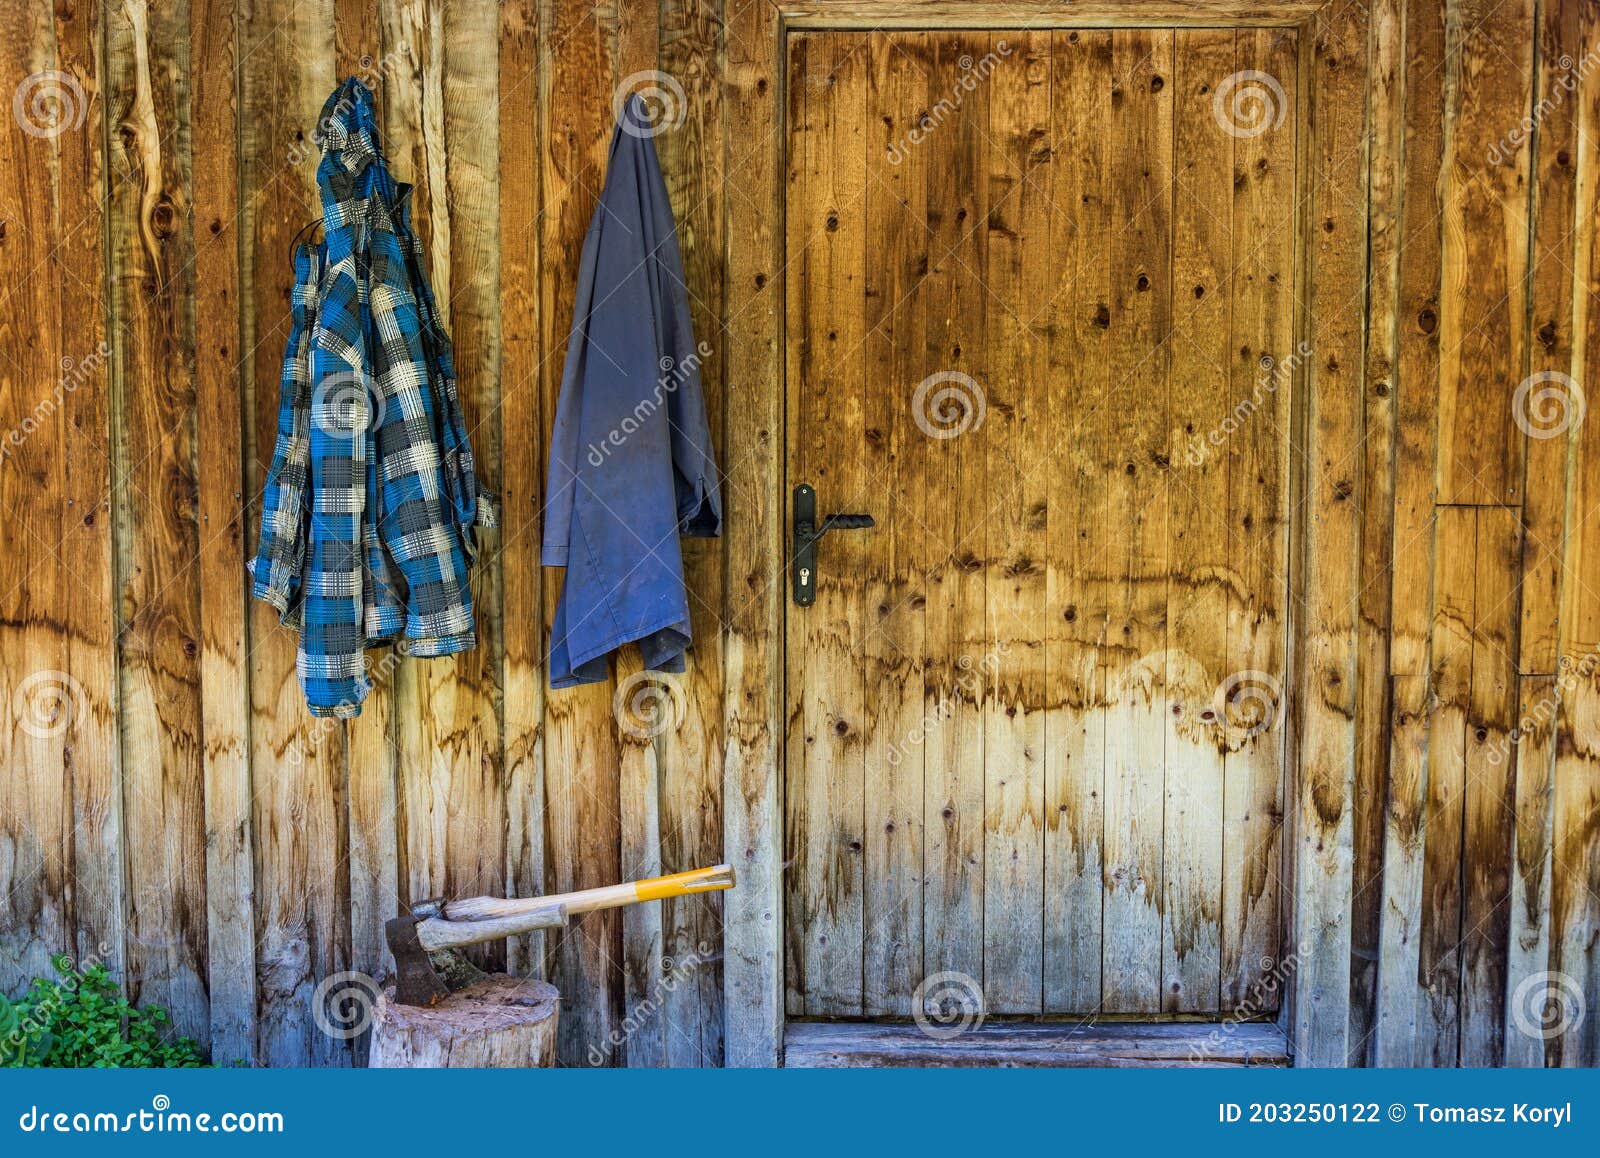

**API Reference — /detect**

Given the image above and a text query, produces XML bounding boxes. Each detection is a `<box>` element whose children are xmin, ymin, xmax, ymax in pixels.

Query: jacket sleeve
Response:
<box><xmin>249</xmin><ymin>251</ymin><xmax>318</xmax><ymax>620</ymax></box>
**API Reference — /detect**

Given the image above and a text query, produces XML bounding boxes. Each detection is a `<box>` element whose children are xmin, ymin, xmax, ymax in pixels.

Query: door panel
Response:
<box><xmin>784</xmin><ymin>26</ymin><xmax>1299</xmax><ymax>1019</ymax></box>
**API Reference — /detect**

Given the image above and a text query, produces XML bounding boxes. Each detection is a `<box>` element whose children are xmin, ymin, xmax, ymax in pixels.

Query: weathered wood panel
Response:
<box><xmin>1042</xmin><ymin>26</ymin><xmax>1111</xmax><ymax>1015</ymax></box>
<box><xmin>1</xmin><ymin>0</ymin><xmax>1598</xmax><ymax>1071</ymax></box>
<box><xmin>106</xmin><ymin>0</ymin><xmax>210</xmax><ymax>1045</ymax></box>
<box><xmin>981</xmin><ymin>28</ymin><xmax>1050</xmax><ymax>1015</ymax></box>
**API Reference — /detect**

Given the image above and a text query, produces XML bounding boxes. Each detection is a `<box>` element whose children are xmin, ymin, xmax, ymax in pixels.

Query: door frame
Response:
<box><xmin>721</xmin><ymin>0</ymin><xmax>1371</xmax><ymax>1068</ymax></box>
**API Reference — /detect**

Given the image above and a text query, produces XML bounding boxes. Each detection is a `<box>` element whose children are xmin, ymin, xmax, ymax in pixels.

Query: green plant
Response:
<box><xmin>0</xmin><ymin>954</ymin><xmax>205</xmax><ymax>1068</ymax></box>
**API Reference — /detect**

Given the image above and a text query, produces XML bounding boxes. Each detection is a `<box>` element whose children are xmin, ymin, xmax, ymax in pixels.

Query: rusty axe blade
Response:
<box><xmin>386</xmin><ymin>901</ymin><xmax>569</xmax><ymax>1008</ymax></box>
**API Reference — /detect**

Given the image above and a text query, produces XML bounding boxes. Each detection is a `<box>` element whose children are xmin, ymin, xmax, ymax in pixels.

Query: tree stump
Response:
<box><xmin>368</xmin><ymin>975</ymin><xmax>560</xmax><ymax>1068</ymax></box>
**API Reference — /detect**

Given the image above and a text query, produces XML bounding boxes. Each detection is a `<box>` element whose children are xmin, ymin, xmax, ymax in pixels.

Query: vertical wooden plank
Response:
<box><xmin>721</xmin><ymin>0</ymin><xmax>784</xmax><ymax>1068</ymax></box>
<box><xmin>1161</xmin><ymin>26</ymin><xmax>1232</xmax><ymax>1015</ymax></box>
<box><xmin>541</xmin><ymin>0</ymin><xmax>623</xmax><ymax>1064</ymax></box>
<box><xmin>1292</xmin><ymin>0</ymin><xmax>1369</xmax><ymax>1067</ymax></box>
<box><xmin>1376</xmin><ymin>0</ymin><xmax>1446</xmax><ymax>1063</ymax></box>
<box><xmin>0</xmin><ymin>0</ymin><xmax>74</xmax><ymax>993</ymax></box>
<box><xmin>52</xmin><ymin>0</ymin><xmax>126</xmax><ymax>988</ymax></box>
<box><xmin>380</xmin><ymin>0</ymin><xmax>506</xmax><ymax>975</ymax></box>
<box><xmin>1418</xmin><ymin>504</ymin><xmax>1474</xmax><ymax>1066</ymax></box>
<box><xmin>1459</xmin><ymin>507</ymin><xmax>1520</xmax><ymax>1065</ymax></box>
<box><xmin>1222</xmin><ymin>26</ymin><xmax>1297</xmax><ymax>1015</ymax></box>
<box><xmin>498</xmin><ymin>0</ymin><xmax>544</xmax><ymax>983</ymax></box>
<box><xmin>1548</xmin><ymin>5</ymin><xmax>1600</xmax><ymax>1065</ymax></box>
<box><xmin>192</xmin><ymin>0</ymin><xmax>256</xmax><ymax>1065</ymax></box>
<box><xmin>1043</xmin><ymin>27</ymin><xmax>1110</xmax><ymax>1013</ymax></box>
<box><xmin>860</xmin><ymin>28</ymin><xmax>927</xmax><ymax>1019</ymax></box>
<box><xmin>1099</xmin><ymin>28</ymin><xmax>1172</xmax><ymax>1014</ymax></box>
<box><xmin>106</xmin><ymin>0</ymin><xmax>210</xmax><ymax>1043</ymax></box>
<box><xmin>1518</xmin><ymin>0</ymin><xmax>1583</xmax><ymax>677</ymax></box>
<box><xmin>335</xmin><ymin>0</ymin><xmax>380</xmax><ymax>78</ymax></box>
<box><xmin>1374</xmin><ymin>673</ymin><xmax>1431</xmax><ymax>1065</ymax></box>
<box><xmin>1388</xmin><ymin>0</ymin><xmax>1445</xmax><ymax>684</ymax></box>
<box><xmin>790</xmin><ymin>30</ymin><xmax>867</xmax><ymax>1017</ymax></box>
<box><xmin>921</xmin><ymin>28</ymin><xmax>990</xmax><ymax>1005</ymax></box>
<box><xmin>1548</xmin><ymin>665</ymin><xmax>1600</xmax><ymax>1067</ymax></box>
<box><xmin>982</xmin><ymin>28</ymin><xmax>1049</xmax><ymax>1015</ymax></box>
<box><xmin>241</xmin><ymin>0</ymin><xmax>350</xmax><ymax>1067</ymax></box>
<box><xmin>657</xmin><ymin>0</ymin><xmax>726</xmax><ymax>1066</ymax></box>
<box><xmin>1434</xmin><ymin>0</ymin><xmax>1536</xmax><ymax>507</ymax></box>
<box><xmin>1504</xmin><ymin>673</ymin><xmax>1557</xmax><ymax>1067</ymax></box>
<box><xmin>1350</xmin><ymin>0</ymin><xmax>1403</xmax><ymax>1060</ymax></box>
<box><xmin>780</xmin><ymin>25</ymin><xmax>810</xmax><ymax>1026</ymax></box>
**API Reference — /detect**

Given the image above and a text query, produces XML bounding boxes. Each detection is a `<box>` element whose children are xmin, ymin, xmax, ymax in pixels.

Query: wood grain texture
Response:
<box><xmin>720</xmin><ymin>0</ymin><xmax>784</xmax><ymax>1068</ymax></box>
<box><xmin>2</xmin><ymin>0</ymin><xmax>1599</xmax><ymax>1072</ymax></box>
<box><xmin>1417</xmin><ymin>505</ymin><xmax>1474</xmax><ymax>1066</ymax></box>
<box><xmin>1350</xmin><ymin>0</ymin><xmax>1402</xmax><ymax>1062</ymax></box>
<box><xmin>1518</xmin><ymin>0</ymin><xmax>1582</xmax><ymax>676</ymax></box>
<box><xmin>1099</xmin><ymin>28</ymin><xmax>1173</xmax><ymax>1015</ymax></box>
<box><xmin>981</xmin><ymin>28</ymin><xmax>1049</xmax><ymax>1015</ymax></box>
<box><xmin>52</xmin><ymin>0</ymin><xmax>126</xmax><ymax>995</ymax></box>
<box><xmin>919</xmin><ymin>29</ymin><xmax>990</xmax><ymax>1005</ymax></box>
<box><xmin>860</xmin><ymin>29</ymin><xmax>928</xmax><ymax>1019</ymax></box>
<box><xmin>1221</xmin><ymin>26</ymin><xmax>1296</xmax><ymax>1016</ymax></box>
<box><xmin>656</xmin><ymin>0</ymin><xmax>726</xmax><ymax>1064</ymax></box>
<box><xmin>1043</xmin><ymin>27</ymin><xmax>1111</xmax><ymax>1014</ymax></box>
<box><xmin>498</xmin><ymin>0</ymin><xmax>545</xmax><ymax>984</ymax></box>
<box><xmin>540</xmin><ymin>0</ymin><xmax>624</xmax><ymax>1066</ymax></box>
<box><xmin>1163</xmin><ymin>26</ymin><xmax>1233</xmax><ymax>1015</ymax></box>
<box><xmin>106</xmin><ymin>0</ymin><xmax>210</xmax><ymax>1045</ymax></box>
<box><xmin>191</xmin><ymin>0</ymin><xmax>256</xmax><ymax>1065</ymax></box>
<box><xmin>1434</xmin><ymin>0</ymin><xmax>1535</xmax><ymax>507</ymax></box>
<box><xmin>0</xmin><ymin>0</ymin><xmax>75</xmax><ymax>997</ymax></box>
<box><xmin>1504</xmin><ymin>673</ymin><xmax>1557</xmax><ymax>1066</ymax></box>
<box><xmin>1290</xmin><ymin>0</ymin><xmax>1369</xmax><ymax>1068</ymax></box>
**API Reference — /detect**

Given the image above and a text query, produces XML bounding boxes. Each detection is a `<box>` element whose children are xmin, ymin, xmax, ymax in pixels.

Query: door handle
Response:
<box><xmin>793</xmin><ymin>483</ymin><xmax>875</xmax><ymax>606</ymax></box>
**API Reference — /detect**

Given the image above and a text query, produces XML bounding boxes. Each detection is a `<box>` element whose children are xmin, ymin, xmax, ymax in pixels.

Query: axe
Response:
<box><xmin>385</xmin><ymin>864</ymin><xmax>736</xmax><ymax>1006</ymax></box>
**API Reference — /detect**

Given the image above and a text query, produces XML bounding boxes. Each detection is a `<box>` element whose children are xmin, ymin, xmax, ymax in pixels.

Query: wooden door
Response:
<box><xmin>783</xmin><ymin>26</ymin><xmax>1301</xmax><ymax>1018</ymax></box>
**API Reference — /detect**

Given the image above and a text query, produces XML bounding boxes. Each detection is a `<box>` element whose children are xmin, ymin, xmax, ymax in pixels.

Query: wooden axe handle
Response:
<box><xmin>441</xmin><ymin>864</ymin><xmax>735</xmax><ymax>922</ymax></box>
<box><xmin>415</xmin><ymin>903</ymin><xmax>568</xmax><ymax>952</ymax></box>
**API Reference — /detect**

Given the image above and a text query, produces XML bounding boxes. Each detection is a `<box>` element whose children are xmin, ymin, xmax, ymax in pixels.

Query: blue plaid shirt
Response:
<box><xmin>250</xmin><ymin>79</ymin><xmax>495</xmax><ymax>717</ymax></box>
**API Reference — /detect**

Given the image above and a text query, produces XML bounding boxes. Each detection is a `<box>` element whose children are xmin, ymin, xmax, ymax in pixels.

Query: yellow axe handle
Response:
<box><xmin>441</xmin><ymin>864</ymin><xmax>735</xmax><ymax>922</ymax></box>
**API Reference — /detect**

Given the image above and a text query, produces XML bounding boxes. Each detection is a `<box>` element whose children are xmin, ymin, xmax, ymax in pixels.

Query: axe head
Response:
<box><xmin>385</xmin><ymin>906</ymin><xmax>487</xmax><ymax>1008</ymax></box>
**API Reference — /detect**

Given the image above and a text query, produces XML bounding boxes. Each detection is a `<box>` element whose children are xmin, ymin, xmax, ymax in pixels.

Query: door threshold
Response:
<box><xmin>783</xmin><ymin>1020</ymin><xmax>1291</xmax><ymax>1068</ymax></box>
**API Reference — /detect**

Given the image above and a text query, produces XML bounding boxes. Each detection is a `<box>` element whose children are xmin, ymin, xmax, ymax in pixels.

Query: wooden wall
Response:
<box><xmin>0</xmin><ymin>0</ymin><xmax>1596</xmax><ymax>1069</ymax></box>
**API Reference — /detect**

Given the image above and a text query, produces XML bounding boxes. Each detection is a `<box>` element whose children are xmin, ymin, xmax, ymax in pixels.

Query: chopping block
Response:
<box><xmin>369</xmin><ymin>975</ymin><xmax>559</xmax><ymax>1068</ymax></box>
